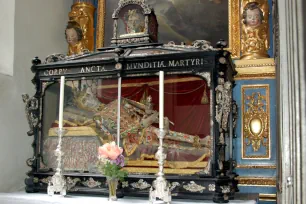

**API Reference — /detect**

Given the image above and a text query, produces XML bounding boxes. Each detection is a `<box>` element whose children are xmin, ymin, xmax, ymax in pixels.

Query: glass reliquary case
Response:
<box><xmin>23</xmin><ymin>0</ymin><xmax>238</xmax><ymax>203</ymax></box>
<box><xmin>24</xmin><ymin>42</ymin><xmax>237</xmax><ymax>202</ymax></box>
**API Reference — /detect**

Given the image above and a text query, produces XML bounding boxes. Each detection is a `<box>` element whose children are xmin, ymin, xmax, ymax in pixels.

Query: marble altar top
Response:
<box><xmin>0</xmin><ymin>192</ymin><xmax>258</xmax><ymax>204</ymax></box>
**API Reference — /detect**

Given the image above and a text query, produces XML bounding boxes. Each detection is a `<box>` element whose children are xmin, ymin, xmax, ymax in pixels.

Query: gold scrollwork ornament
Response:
<box><xmin>243</xmin><ymin>92</ymin><xmax>269</xmax><ymax>152</ymax></box>
<box><xmin>241</xmin><ymin>0</ymin><xmax>269</xmax><ymax>59</ymax></box>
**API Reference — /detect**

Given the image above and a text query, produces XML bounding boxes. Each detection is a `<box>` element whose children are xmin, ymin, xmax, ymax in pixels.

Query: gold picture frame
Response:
<box><xmin>96</xmin><ymin>0</ymin><xmax>240</xmax><ymax>58</ymax></box>
<box><xmin>96</xmin><ymin>0</ymin><xmax>106</xmax><ymax>49</ymax></box>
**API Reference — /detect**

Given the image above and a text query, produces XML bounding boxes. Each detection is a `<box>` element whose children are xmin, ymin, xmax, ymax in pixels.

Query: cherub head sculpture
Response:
<box><xmin>65</xmin><ymin>21</ymin><xmax>88</xmax><ymax>55</ymax></box>
<box><xmin>65</xmin><ymin>21</ymin><xmax>83</xmax><ymax>46</ymax></box>
<box><xmin>242</xmin><ymin>2</ymin><xmax>264</xmax><ymax>28</ymax></box>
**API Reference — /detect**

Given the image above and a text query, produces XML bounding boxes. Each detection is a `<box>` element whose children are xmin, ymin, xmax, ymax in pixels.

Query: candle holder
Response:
<box><xmin>149</xmin><ymin>129</ymin><xmax>172</xmax><ymax>204</ymax></box>
<box><xmin>47</xmin><ymin>128</ymin><xmax>67</xmax><ymax>196</ymax></box>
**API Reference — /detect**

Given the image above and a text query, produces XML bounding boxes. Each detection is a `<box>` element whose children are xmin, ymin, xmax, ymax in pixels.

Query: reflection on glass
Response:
<box><xmin>42</xmin><ymin>75</ymin><xmax>211</xmax><ymax>174</ymax></box>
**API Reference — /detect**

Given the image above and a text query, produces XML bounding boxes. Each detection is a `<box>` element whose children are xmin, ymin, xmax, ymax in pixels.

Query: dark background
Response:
<box><xmin>103</xmin><ymin>0</ymin><xmax>229</xmax><ymax>47</ymax></box>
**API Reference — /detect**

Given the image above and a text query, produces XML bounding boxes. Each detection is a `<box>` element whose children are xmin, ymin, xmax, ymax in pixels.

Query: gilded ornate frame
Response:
<box><xmin>241</xmin><ymin>84</ymin><xmax>271</xmax><ymax>160</ymax></box>
<box><xmin>96</xmin><ymin>0</ymin><xmax>241</xmax><ymax>58</ymax></box>
<box><xmin>96</xmin><ymin>0</ymin><xmax>106</xmax><ymax>48</ymax></box>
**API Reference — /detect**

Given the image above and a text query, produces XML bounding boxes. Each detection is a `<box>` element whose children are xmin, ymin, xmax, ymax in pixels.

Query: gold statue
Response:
<box><xmin>69</xmin><ymin>2</ymin><xmax>95</xmax><ymax>51</ymax></box>
<box><xmin>65</xmin><ymin>21</ymin><xmax>87</xmax><ymax>56</ymax></box>
<box><xmin>241</xmin><ymin>1</ymin><xmax>269</xmax><ymax>59</ymax></box>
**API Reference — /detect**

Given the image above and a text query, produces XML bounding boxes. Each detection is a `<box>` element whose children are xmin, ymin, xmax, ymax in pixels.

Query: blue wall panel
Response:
<box><xmin>268</xmin><ymin>0</ymin><xmax>274</xmax><ymax>57</ymax></box>
<box><xmin>233</xmin><ymin>78</ymin><xmax>276</xmax><ymax>204</ymax></box>
<box><xmin>233</xmin><ymin>79</ymin><xmax>276</xmax><ymax>166</ymax></box>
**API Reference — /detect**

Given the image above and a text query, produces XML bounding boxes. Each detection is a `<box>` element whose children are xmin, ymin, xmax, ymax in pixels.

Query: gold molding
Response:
<box><xmin>234</xmin><ymin>58</ymin><xmax>276</xmax><ymax>80</ymax></box>
<box><xmin>259</xmin><ymin>194</ymin><xmax>277</xmax><ymax>201</ymax></box>
<box><xmin>241</xmin><ymin>84</ymin><xmax>271</xmax><ymax>159</ymax></box>
<box><xmin>237</xmin><ymin>177</ymin><xmax>276</xmax><ymax>187</ymax></box>
<box><xmin>236</xmin><ymin>164</ymin><xmax>276</xmax><ymax>169</ymax></box>
<box><xmin>228</xmin><ymin>0</ymin><xmax>241</xmax><ymax>58</ymax></box>
<box><xmin>48</xmin><ymin>127</ymin><xmax>98</xmax><ymax>136</ymax></box>
<box><xmin>235</xmin><ymin>58</ymin><xmax>275</xmax><ymax>68</ymax></box>
<box><xmin>125</xmin><ymin>158</ymin><xmax>208</xmax><ymax>175</ymax></box>
<box><xmin>127</xmin><ymin>160</ymin><xmax>208</xmax><ymax>169</ymax></box>
<box><xmin>96</xmin><ymin>0</ymin><xmax>106</xmax><ymax>48</ymax></box>
<box><xmin>96</xmin><ymin>0</ymin><xmax>241</xmax><ymax>58</ymax></box>
<box><xmin>123</xmin><ymin>167</ymin><xmax>204</xmax><ymax>175</ymax></box>
<box><xmin>235</xmin><ymin>73</ymin><xmax>275</xmax><ymax>80</ymax></box>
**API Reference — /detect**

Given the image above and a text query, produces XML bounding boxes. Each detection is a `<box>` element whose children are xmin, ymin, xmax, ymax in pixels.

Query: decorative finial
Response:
<box><xmin>32</xmin><ymin>57</ymin><xmax>41</xmax><ymax>66</ymax></box>
<box><xmin>216</xmin><ymin>39</ymin><xmax>227</xmax><ymax>49</ymax></box>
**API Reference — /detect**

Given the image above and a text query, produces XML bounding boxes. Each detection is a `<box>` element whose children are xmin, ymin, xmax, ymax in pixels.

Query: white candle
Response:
<box><xmin>58</xmin><ymin>76</ymin><xmax>65</xmax><ymax>129</ymax></box>
<box><xmin>117</xmin><ymin>76</ymin><xmax>122</xmax><ymax>146</ymax></box>
<box><xmin>159</xmin><ymin>71</ymin><xmax>164</xmax><ymax>129</ymax></box>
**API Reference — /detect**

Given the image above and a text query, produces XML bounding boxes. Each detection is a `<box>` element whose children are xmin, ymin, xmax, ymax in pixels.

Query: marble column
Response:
<box><xmin>277</xmin><ymin>0</ymin><xmax>306</xmax><ymax>203</ymax></box>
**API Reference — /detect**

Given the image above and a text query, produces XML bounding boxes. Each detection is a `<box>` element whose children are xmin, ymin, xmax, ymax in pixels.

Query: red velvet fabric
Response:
<box><xmin>97</xmin><ymin>75</ymin><xmax>210</xmax><ymax>138</ymax></box>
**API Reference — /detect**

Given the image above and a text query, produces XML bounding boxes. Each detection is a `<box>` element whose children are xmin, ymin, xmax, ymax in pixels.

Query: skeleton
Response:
<box><xmin>215</xmin><ymin>76</ymin><xmax>233</xmax><ymax>170</ymax></box>
<box><xmin>215</xmin><ymin>78</ymin><xmax>232</xmax><ymax>135</ymax></box>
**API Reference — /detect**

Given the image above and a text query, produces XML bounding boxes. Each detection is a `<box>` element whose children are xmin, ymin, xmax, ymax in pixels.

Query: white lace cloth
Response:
<box><xmin>0</xmin><ymin>192</ymin><xmax>257</xmax><ymax>204</ymax></box>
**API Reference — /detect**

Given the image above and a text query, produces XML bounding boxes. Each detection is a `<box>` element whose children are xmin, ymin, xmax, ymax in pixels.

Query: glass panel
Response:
<box><xmin>42</xmin><ymin>79</ymin><xmax>115</xmax><ymax>173</ymax></box>
<box><xmin>97</xmin><ymin>74</ymin><xmax>212</xmax><ymax>175</ymax></box>
<box><xmin>42</xmin><ymin>75</ymin><xmax>211</xmax><ymax>175</ymax></box>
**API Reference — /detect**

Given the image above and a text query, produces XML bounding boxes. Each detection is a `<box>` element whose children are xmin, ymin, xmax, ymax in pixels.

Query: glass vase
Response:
<box><xmin>107</xmin><ymin>177</ymin><xmax>118</xmax><ymax>201</ymax></box>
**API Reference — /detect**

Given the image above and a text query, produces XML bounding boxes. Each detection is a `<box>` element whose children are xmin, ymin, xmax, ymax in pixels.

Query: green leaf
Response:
<box><xmin>97</xmin><ymin>161</ymin><xmax>128</xmax><ymax>181</ymax></box>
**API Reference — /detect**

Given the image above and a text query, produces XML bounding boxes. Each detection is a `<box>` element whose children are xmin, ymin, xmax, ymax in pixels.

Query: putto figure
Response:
<box><xmin>241</xmin><ymin>1</ymin><xmax>269</xmax><ymax>59</ymax></box>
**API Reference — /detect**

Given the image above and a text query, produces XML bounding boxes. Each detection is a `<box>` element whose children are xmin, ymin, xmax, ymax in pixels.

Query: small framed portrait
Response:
<box><xmin>118</xmin><ymin>6</ymin><xmax>145</xmax><ymax>37</ymax></box>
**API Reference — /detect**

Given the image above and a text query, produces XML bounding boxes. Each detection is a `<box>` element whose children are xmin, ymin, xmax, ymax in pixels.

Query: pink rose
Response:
<box><xmin>98</xmin><ymin>142</ymin><xmax>123</xmax><ymax>160</ymax></box>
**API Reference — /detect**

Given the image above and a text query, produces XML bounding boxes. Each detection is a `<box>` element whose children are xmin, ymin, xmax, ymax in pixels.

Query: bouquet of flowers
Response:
<box><xmin>97</xmin><ymin>142</ymin><xmax>128</xmax><ymax>181</ymax></box>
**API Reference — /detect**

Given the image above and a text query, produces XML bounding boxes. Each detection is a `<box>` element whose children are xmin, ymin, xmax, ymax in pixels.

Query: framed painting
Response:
<box><xmin>96</xmin><ymin>0</ymin><xmax>240</xmax><ymax>58</ymax></box>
